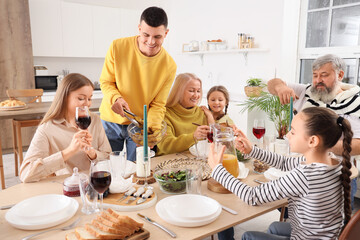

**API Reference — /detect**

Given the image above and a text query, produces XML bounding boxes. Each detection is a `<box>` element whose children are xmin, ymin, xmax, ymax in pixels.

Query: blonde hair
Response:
<box><xmin>40</xmin><ymin>73</ymin><xmax>94</xmax><ymax>124</ymax></box>
<box><xmin>166</xmin><ymin>73</ymin><xmax>202</xmax><ymax>107</ymax></box>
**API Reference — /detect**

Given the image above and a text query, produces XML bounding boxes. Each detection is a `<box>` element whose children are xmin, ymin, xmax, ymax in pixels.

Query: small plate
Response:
<box><xmin>5</xmin><ymin>194</ymin><xmax>78</xmax><ymax>230</ymax></box>
<box><xmin>189</xmin><ymin>140</ymin><xmax>210</xmax><ymax>158</ymax></box>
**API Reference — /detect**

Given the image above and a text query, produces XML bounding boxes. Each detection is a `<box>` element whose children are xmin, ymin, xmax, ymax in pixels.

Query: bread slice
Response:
<box><xmin>65</xmin><ymin>232</ymin><xmax>78</xmax><ymax>240</ymax></box>
<box><xmin>100</xmin><ymin>211</ymin><xmax>139</xmax><ymax>232</ymax></box>
<box><xmin>74</xmin><ymin>227</ymin><xmax>100</xmax><ymax>240</ymax></box>
<box><xmin>107</xmin><ymin>209</ymin><xmax>143</xmax><ymax>229</ymax></box>
<box><xmin>96</xmin><ymin>215</ymin><xmax>134</xmax><ymax>235</ymax></box>
<box><xmin>85</xmin><ymin>223</ymin><xmax>125</xmax><ymax>239</ymax></box>
<box><xmin>91</xmin><ymin>219</ymin><xmax>130</xmax><ymax>237</ymax></box>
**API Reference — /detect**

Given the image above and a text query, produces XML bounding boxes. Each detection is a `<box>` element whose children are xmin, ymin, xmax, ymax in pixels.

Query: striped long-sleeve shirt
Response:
<box><xmin>212</xmin><ymin>146</ymin><xmax>344</xmax><ymax>240</ymax></box>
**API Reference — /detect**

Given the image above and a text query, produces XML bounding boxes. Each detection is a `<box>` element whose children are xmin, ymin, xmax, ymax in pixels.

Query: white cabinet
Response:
<box><xmin>93</xmin><ymin>6</ymin><xmax>121</xmax><ymax>57</ymax></box>
<box><xmin>29</xmin><ymin>0</ymin><xmax>141</xmax><ymax>58</ymax></box>
<box><xmin>61</xmin><ymin>1</ymin><xmax>93</xmax><ymax>57</ymax></box>
<box><xmin>29</xmin><ymin>0</ymin><xmax>63</xmax><ymax>56</ymax></box>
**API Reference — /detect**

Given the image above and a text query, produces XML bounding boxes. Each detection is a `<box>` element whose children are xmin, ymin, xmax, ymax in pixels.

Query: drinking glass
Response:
<box><xmin>253</xmin><ymin>119</ymin><xmax>265</xmax><ymax>148</ymax></box>
<box><xmin>186</xmin><ymin>165</ymin><xmax>202</xmax><ymax>195</ymax></box>
<box><xmin>75</xmin><ymin>106</ymin><xmax>91</xmax><ymax>130</ymax></box>
<box><xmin>79</xmin><ymin>173</ymin><xmax>98</xmax><ymax>214</ymax></box>
<box><xmin>90</xmin><ymin>160</ymin><xmax>111</xmax><ymax>212</ymax></box>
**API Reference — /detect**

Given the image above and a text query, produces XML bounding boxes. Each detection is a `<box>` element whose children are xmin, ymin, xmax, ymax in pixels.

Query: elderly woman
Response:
<box><xmin>20</xmin><ymin>73</ymin><xmax>112</xmax><ymax>182</ymax></box>
<box><xmin>157</xmin><ymin>73</ymin><xmax>209</xmax><ymax>155</ymax></box>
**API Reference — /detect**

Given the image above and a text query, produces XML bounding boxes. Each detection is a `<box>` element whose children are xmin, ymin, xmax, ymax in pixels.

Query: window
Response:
<box><xmin>298</xmin><ymin>0</ymin><xmax>360</xmax><ymax>85</ymax></box>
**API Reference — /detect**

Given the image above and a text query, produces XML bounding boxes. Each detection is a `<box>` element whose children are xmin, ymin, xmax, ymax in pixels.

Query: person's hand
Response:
<box><xmin>208</xmin><ymin>143</ymin><xmax>226</xmax><ymax>170</ymax></box>
<box><xmin>234</xmin><ymin>129</ymin><xmax>253</xmax><ymax>154</ymax></box>
<box><xmin>193</xmin><ymin>125</ymin><xmax>210</xmax><ymax>140</ymax></box>
<box><xmin>83</xmin><ymin>132</ymin><xmax>97</xmax><ymax>159</ymax></box>
<box><xmin>276</xmin><ymin>86</ymin><xmax>298</xmax><ymax>105</ymax></box>
<box><xmin>200</xmin><ymin>106</ymin><xmax>215</xmax><ymax>125</ymax></box>
<box><xmin>111</xmin><ymin>97</ymin><xmax>130</xmax><ymax>117</ymax></box>
<box><xmin>61</xmin><ymin>130</ymin><xmax>91</xmax><ymax>161</ymax></box>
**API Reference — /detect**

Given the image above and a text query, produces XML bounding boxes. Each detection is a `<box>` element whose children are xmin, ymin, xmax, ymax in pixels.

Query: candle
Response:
<box><xmin>143</xmin><ymin>105</ymin><xmax>148</xmax><ymax>162</ymax></box>
<box><xmin>289</xmin><ymin>96</ymin><xmax>293</xmax><ymax>130</ymax></box>
<box><xmin>136</xmin><ymin>146</ymin><xmax>151</xmax><ymax>177</ymax></box>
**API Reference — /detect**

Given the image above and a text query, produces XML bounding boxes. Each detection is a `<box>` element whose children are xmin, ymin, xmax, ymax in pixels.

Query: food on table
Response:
<box><xmin>222</xmin><ymin>154</ymin><xmax>239</xmax><ymax>177</ymax></box>
<box><xmin>154</xmin><ymin>169</ymin><xmax>187</xmax><ymax>194</ymax></box>
<box><xmin>253</xmin><ymin>159</ymin><xmax>270</xmax><ymax>173</ymax></box>
<box><xmin>128</xmin><ymin>120</ymin><xmax>167</xmax><ymax>146</ymax></box>
<box><xmin>0</xmin><ymin>99</ymin><xmax>26</xmax><ymax>107</ymax></box>
<box><xmin>66</xmin><ymin>208</ymin><xmax>145</xmax><ymax>240</ymax></box>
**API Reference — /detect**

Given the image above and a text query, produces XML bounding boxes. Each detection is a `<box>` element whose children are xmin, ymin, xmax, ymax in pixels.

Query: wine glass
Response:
<box><xmin>75</xmin><ymin>106</ymin><xmax>91</xmax><ymax>130</ymax></box>
<box><xmin>90</xmin><ymin>160</ymin><xmax>111</xmax><ymax>212</ymax></box>
<box><xmin>253</xmin><ymin>119</ymin><xmax>266</xmax><ymax>147</ymax></box>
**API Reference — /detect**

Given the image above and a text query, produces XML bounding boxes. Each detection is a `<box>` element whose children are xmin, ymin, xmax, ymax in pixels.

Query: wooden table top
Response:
<box><xmin>0</xmin><ymin>99</ymin><xmax>102</xmax><ymax>120</ymax></box>
<box><xmin>0</xmin><ymin>152</ymin><xmax>287</xmax><ymax>240</ymax></box>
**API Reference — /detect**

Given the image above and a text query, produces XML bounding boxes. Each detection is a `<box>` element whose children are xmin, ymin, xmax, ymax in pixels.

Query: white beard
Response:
<box><xmin>310</xmin><ymin>82</ymin><xmax>340</xmax><ymax>104</ymax></box>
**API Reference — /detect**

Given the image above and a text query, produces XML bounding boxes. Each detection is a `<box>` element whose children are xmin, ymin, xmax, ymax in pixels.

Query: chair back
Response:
<box><xmin>6</xmin><ymin>89</ymin><xmax>43</xmax><ymax>103</ymax></box>
<box><xmin>339</xmin><ymin>209</ymin><xmax>360</xmax><ymax>240</ymax></box>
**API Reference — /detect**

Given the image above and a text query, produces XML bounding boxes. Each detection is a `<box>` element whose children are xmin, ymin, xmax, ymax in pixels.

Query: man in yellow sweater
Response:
<box><xmin>99</xmin><ymin>7</ymin><xmax>177</xmax><ymax>161</ymax></box>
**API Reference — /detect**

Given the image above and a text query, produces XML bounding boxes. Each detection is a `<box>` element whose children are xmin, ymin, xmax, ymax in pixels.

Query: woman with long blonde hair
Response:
<box><xmin>20</xmin><ymin>73</ymin><xmax>111</xmax><ymax>182</ymax></box>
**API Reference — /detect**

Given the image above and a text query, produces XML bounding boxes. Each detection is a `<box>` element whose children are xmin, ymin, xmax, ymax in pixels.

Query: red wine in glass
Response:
<box><xmin>76</xmin><ymin>116</ymin><xmax>91</xmax><ymax>130</ymax></box>
<box><xmin>90</xmin><ymin>171</ymin><xmax>111</xmax><ymax>194</ymax></box>
<box><xmin>253</xmin><ymin>127</ymin><xmax>265</xmax><ymax>139</ymax></box>
<box><xmin>207</xmin><ymin>131</ymin><xmax>213</xmax><ymax>143</ymax></box>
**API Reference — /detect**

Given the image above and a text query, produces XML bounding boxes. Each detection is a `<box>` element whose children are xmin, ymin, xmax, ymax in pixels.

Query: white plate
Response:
<box><xmin>0</xmin><ymin>105</ymin><xmax>28</xmax><ymax>111</ymax></box>
<box><xmin>5</xmin><ymin>194</ymin><xmax>78</xmax><ymax>230</ymax></box>
<box><xmin>238</xmin><ymin>162</ymin><xmax>249</xmax><ymax>179</ymax></box>
<box><xmin>264</xmin><ymin>168</ymin><xmax>289</xmax><ymax>181</ymax></box>
<box><xmin>189</xmin><ymin>140</ymin><xmax>210</xmax><ymax>158</ymax></box>
<box><xmin>156</xmin><ymin>195</ymin><xmax>222</xmax><ymax>227</ymax></box>
<box><xmin>162</xmin><ymin>194</ymin><xmax>220</xmax><ymax>221</ymax></box>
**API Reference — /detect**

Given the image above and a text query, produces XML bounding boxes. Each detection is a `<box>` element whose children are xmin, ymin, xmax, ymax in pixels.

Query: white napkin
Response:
<box><xmin>264</xmin><ymin>167</ymin><xmax>289</xmax><ymax>181</ymax></box>
<box><xmin>189</xmin><ymin>140</ymin><xmax>211</xmax><ymax>158</ymax></box>
<box><xmin>109</xmin><ymin>175</ymin><xmax>136</xmax><ymax>193</ymax></box>
<box><xmin>238</xmin><ymin>162</ymin><xmax>250</xmax><ymax>179</ymax></box>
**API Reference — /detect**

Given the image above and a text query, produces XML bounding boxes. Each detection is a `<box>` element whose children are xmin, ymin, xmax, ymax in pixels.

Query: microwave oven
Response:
<box><xmin>35</xmin><ymin>75</ymin><xmax>58</xmax><ymax>91</ymax></box>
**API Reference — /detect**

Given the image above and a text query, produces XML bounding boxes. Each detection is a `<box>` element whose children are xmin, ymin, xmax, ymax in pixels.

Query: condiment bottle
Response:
<box><xmin>238</xmin><ymin>33</ymin><xmax>246</xmax><ymax>48</ymax></box>
<box><xmin>63</xmin><ymin>167</ymin><xmax>81</xmax><ymax>197</ymax></box>
<box><xmin>246</xmin><ymin>36</ymin><xmax>254</xmax><ymax>48</ymax></box>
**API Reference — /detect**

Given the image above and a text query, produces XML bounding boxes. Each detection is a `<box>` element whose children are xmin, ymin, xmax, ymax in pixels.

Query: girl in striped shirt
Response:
<box><xmin>208</xmin><ymin>107</ymin><xmax>352</xmax><ymax>240</ymax></box>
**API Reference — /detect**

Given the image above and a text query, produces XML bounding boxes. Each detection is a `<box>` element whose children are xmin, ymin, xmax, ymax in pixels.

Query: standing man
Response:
<box><xmin>99</xmin><ymin>7</ymin><xmax>177</xmax><ymax>161</ymax></box>
<box><xmin>268</xmin><ymin>54</ymin><xmax>360</xmax><ymax>209</ymax></box>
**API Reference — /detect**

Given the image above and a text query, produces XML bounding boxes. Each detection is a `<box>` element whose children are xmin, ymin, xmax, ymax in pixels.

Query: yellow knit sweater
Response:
<box><xmin>157</xmin><ymin>104</ymin><xmax>208</xmax><ymax>155</ymax></box>
<box><xmin>99</xmin><ymin>36</ymin><xmax>177</xmax><ymax>125</ymax></box>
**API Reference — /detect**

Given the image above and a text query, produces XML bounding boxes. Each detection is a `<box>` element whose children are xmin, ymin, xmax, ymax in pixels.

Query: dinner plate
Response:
<box><xmin>0</xmin><ymin>105</ymin><xmax>28</xmax><ymax>111</ymax></box>
<box><xmin>5</xmin><ymin>194</ymin><xmax>78</xmax><ymax>230</ymax></box>
<box><xmin>161</xmin><ymin>194</ymin><xmax>220</xmax><ymax>221</ymax></box>
<box><xmin>156</xmin><ymin>195</ymin><xmax>222</xmax><ymax>227</ymax></box>
<box><xmin>264</xmin><ymin>168</ymin><xmax>289</xmax><ymax>181</ymax></box>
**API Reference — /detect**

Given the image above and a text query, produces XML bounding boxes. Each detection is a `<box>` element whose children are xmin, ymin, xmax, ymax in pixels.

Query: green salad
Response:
<box><xmin>155</xmin><ymin>170</ymin><xmax>187</xmax><ymax>193</ymax></box>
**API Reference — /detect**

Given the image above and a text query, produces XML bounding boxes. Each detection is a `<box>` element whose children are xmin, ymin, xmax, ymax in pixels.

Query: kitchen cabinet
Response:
<box><xmin>61</xmin><ymin>1</ymin><xmax>93</xmax><ymax>57</ymax></box>
<box><xmin>29</xmin><ymin>0</ymin><xmax>63</xmax><ymax>56</ymax></box>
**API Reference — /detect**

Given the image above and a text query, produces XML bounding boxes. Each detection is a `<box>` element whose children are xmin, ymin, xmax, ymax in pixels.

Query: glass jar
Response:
<box><xmin>246</xmin><ymin>36</ymin><xmax>254</xmax><ymax>48</ymax></box>
<box><xmin>214</xmin><ymin>127</ymin><xmax>239</xmax><ymax>177</ymax></box>
<box><xmin>238</xmin><ymin>33</ymin><xmax>246</xmax><ymax>48</ymax></box>
<box><xmin>63</xmin><ymin>167</ymin><xmax>80</xmax><ymax>197</ymax></box>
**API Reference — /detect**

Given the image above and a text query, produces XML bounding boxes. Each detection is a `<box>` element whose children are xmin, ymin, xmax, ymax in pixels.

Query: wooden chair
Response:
<box><xmin>339</xmin><ymin>209</ymin><xmax>360</xmax><ymax>240</ymax></box>
<box><xmin>6</xmin><ymin>89</ymin><xmax>43</xmax><ymax>176</ymax></box>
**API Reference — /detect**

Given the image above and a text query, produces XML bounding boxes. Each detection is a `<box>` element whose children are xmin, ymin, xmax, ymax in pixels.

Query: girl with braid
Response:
<box><xmin>202</xmin><ymin>85</ymin><xmax>236</xmax><ymax>129</ymax></box>
<box><xmin>208</xmin><ymin>107</ymin><xmax>352</xmax><ymax>240</ymax></box>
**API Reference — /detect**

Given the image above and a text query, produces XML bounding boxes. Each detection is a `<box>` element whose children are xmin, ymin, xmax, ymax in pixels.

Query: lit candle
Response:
<box><xmin>143</xmin><ymin>105</ymin><xmax>148</xmax><ymax>162</ymax></box>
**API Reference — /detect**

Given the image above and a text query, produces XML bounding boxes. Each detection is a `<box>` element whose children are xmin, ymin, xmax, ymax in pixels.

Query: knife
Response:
<box><xmin>117</xmin><ymin>187</ymin><xmax>136</xmax><ymax>202</ymax></box>
<box><xmin>221</xmin><ymin>205</ymin><xmax>238</xmax><ymax>215</ymax></box>
<box><xmin>137</xmin><ymin>213</ymin><xmax>176</xmax><ymax>238</ymax></box>
<box><xmin>0</xmin><ymin>204</ymin><xmax>15</xmax><ymax>210</ymax></box>
<box><xmin>136</xmin><ymin>189</ymin><xmax>153</xmax><ymax>205</ymax></box>
<box><xmin>126</xmin><ymin>187</ymin><xmax>145</xmax><ymax>204</ymax></box>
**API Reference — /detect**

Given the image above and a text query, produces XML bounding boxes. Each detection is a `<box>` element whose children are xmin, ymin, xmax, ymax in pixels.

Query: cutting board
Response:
<box><xmin>126</xmin><ymin>228</ymin><xmax>150</xmax><ymax>240</ymax></box>
<box><xmin>207</xmin><ymin>178</ymin><xmax>231</xmax><ymax>194</ymax></box>
<box><xmin>103</xmin><ymin>187</ymin><xmax>157</xmax><ymax>211</ymax></box>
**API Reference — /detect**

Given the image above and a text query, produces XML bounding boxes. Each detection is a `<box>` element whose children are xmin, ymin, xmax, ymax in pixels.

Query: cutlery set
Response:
<box><xmin>117</xmin><ymin>187</ymin><xmax>153</xmax><ymax>205</ymax></box>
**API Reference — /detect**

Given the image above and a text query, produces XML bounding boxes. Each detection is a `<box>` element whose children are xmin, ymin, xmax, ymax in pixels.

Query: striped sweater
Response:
<box><xmin>212</xmin><ymin>146</ymin><xmax>344</xmax><ymax>240</ymax></box>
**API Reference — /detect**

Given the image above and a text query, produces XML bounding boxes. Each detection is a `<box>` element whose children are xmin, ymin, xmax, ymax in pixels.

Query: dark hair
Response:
<box><xmin>302</xmin><ymin>107</ymin><xmax>353</xmax><ymax>224</ymax></box>
<box><xmin>41</xmin><ymin>73</ymin><xmax>94</xmax><ymax>124</ymax></box>
<box><xmin>140</xmin><ymin>6</ymin><xmax>168</xmax><ymax>28</ymax></box>
<box><xmin>206</xmin><ymin>85</ymin><xmax>230</xmax><ymax>120</ymax></box>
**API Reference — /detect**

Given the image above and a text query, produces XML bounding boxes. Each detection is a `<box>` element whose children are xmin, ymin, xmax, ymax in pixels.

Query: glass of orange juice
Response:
<box><xmin>214</xmin><ymin>127</ymin><xmax>239</xmax><ymax>177</ymax></box>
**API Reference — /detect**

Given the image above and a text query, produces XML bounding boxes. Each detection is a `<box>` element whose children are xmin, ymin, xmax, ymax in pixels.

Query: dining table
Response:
<box><xmin>0</xmin><ymin>99</ymin><xmax>102</xmax><ymax>189</ymax></box>
<box><xmin>0</xmin><ymin>152</ymin><xmax>288</xmax><ymax>240</ymax></box>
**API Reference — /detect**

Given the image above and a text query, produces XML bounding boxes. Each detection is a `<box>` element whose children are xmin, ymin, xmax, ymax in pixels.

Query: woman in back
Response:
<box><xmin>20</xmin><ymin>73</ymin><xmax>111</xmax><ymax>182</ymax></box>
<box><xmin>209</xmin><ymin>107</ymin><xmax>352</xmax><ymax>239</ymax></box>
<box><xmin>157</xmin><ymin>73</ymin><xmax>209</xmax><ymax>155</ymax></box>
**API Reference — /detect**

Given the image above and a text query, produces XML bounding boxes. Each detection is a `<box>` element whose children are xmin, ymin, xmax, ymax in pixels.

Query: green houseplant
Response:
<box><xmin>244</xmin><ymin>78</ymin><xmax>266</xmax><ymax>97</ymax></box>
<box><xmin>239</xmin><ymin>92</ymin><xmax>290</xmax><ymax>139</ymax></box>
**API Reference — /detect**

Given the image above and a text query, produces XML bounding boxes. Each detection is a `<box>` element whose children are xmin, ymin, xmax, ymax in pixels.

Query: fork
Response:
<box><xmin>22</xmin><ymin>217</ymin><xmax>81</xmax><ymax>240</ymax></box>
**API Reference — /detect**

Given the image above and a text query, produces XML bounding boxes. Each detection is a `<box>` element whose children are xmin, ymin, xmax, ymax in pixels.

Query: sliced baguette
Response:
<box><xmin>85</xmin><ymin>223</ymin><xmax>125</xmax><ymax>239</ymax></box>
<box><xmin>96</xmin><ymin>215</ymin><xmax>134</xmax><ymax>235</ymax></box>
<box><xmin>100</xmin><ymin>211</ymin><xmax>139</xmax><ymax>232</ymax></box>
<box><xmin>65</xmin><ymin>232</ymin><xmax>78</xmax><ymax>240</ymax></box>
<box><xmin>91</xmin><ymin>219</ymin><xmax>130</xmax><ymax>237</ymax></box>
<box><xmin>107</xmin><ymin>209</ymin><xmax>143</xmax><ymax>229</ymax></box>
<box><xmin>75</xmin><ymin>227</ymin><xmax>100</xmax><ymax>240</ymax></box>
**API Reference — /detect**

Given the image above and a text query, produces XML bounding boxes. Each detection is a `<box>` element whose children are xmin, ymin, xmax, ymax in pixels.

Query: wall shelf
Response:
<box><xmin>182</xmin><ymin>48</ymin><xmax>269</xmax><ymax>65</ymax></box>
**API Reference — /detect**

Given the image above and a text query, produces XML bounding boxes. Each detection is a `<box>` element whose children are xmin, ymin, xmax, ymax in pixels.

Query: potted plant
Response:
<box><xmin>244</xmin><ymin>78</ymin><xmax>266</xmax><ymax>97</ymax></box>
<box><xmin>239</xmin><ymin>92</ymin><xmax>290</xmax><ymax>139</ymax></box>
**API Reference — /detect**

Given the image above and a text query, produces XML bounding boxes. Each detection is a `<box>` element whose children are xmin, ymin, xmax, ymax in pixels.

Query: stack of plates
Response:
<box><xmin>5</xmin><ymin>194</ymin><xmax>78</xmax><ymax>230</ymax></box>
<box><xmin>155</xmin><ymin>194</ymin><xmax>221</xmax><ymax>227</ymax></box>
<box><xmin>264</xmin><ymin>168</ymin><xmax>289</xmax><ymax>181</ymax></box>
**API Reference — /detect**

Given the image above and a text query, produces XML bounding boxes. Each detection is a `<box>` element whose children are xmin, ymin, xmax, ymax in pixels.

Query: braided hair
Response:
<box><xmin>302</xmin><ymin>107</ymin><xmax>353</xmax><ymax>225</ymax></box>
<box><xmin>206</xmin><ymin>85</ymin><xmax>230</xmax><ymax>121</ymax></box>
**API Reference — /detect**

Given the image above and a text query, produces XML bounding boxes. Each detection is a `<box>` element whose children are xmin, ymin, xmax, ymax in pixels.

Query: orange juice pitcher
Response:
<box><xmin>214</xmin><ymin>127</ymin><xmax>239</xmax><ymax>177</ymax></box>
